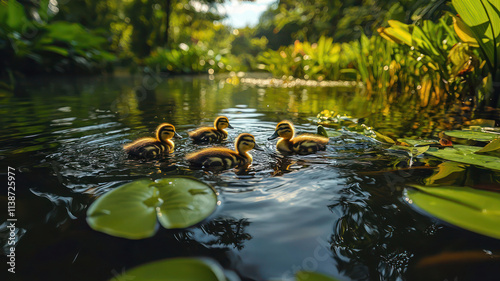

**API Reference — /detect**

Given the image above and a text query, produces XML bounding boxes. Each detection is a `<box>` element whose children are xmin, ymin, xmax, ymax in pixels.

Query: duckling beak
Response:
<box><xmin>228</xmin><ymin>124</ymin><xmax>234</xmax><ymax>129</ymax></box>
<box><xmin>253</xmin><ymin>143</ymin><xmax>264</xmax><ymax>151</ymax></box>
<box><xmin>174</xmin><ymin>132</ymin><xmax>182</xmax><ymax>139</ymax></box>
<box><xmin>267</xmin><ymin>131</ymin><xmax>279</xmax><ymax>140</ymax></box>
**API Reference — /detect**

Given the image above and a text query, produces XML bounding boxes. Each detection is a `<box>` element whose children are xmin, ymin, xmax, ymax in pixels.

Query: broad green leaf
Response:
<box><xmin>426</xmin><ymin>145</ymin><xmax>500</xmax><ymax>170</ymax></box>
<box><xmin>444</xmin><ymin>130</ymin><xmax>500</xmax><ymax>141</ymax></box>
<box><xmin>397</xmin><ymin>139</ymin><xmax>439</xmax><ymax>147</ymax></box>
<box><xmin>7</xmin><ymin>0</ymin><xmax>27</xmax><ymax>31</ymax></box>
<box><xmin>475</xmin><ymin>138</ymin><xmax>500</xmax><ymax>155</ymax></box>
<box><xmin>389</xmin><ymin>145</ymin><xmax>429</xmax><ymax>157</ymax></box>
<box><xmin>295</xmin><ymin>271</ymin><xmax>341</xmax><ymax>281</ymax></box>
<box><xmin>154</xmin><ymin>178</ymin><xmax>218</xmax><ymax>229</ymax></box>
<box><xmin>386</xmin><ymin>20</ymin><xmax>413</xmax><ymax>46</ymax></box>
<box><xmin>317</xmin><ymin>125</ymin><xmax>341</xmax><ymax>138</ymax></box>
<box><xmin>109</xmin><ymin>258</ymin><xmax>231</xmax><ymax>281</ymax></box>
<box><xmin>87</xmin><ymin>177</ymin><xmax>218</xmax><ymax>239</ymax></box>
<box><xmin>86</xmin><ymin>180</ymin><xmax>158</xmax><ymax>239</ymax></box>
<box><xmin>374</xmin><ymin>131</ymin><xmax>396</xmax><ymax>144</ymax></box>
<box><xmin>452</xmin><ymin>0</ymin><xmax>500</xmax><ymax>72</ymax></box>
<box><xmin>406</xmin><ymin>185</ymin><xmax>500</xmax><ymax>239</ymax></box>
<box><xmin>453</xmin><ymin>15</ymin><xmax>480</xmax><ymax>47</ymax></box>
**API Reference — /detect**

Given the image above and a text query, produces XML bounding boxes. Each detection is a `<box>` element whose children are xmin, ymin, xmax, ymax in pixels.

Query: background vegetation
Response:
<box><xmin>1</xmin><ymin>0</ymin><xmax>499</xmax><ymax>108</ymax></box>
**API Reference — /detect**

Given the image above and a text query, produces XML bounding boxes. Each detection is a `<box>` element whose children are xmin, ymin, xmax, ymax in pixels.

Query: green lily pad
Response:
<box><xmin>426</xmin><ymin>145</ymin><xmax>500</xmax><ymax>171</ymax></box>
<box><xmin>109</xmin><ymin>257</ymin><xmax>234</xmax><ymax>281</ymax></box>
<box><xmin>87</xmin><ymin>177</ymin><xmax>218</xmax><ymax>239</ymax></box>
<box><xmin>444</xmin><ymin>130</ymin><xmax>500</xmax><ymax>142</ymax></box>
<box><xmin>397</xmin><ymin>138</ymin><xmax>439</xmax><ymax>147</ymax></box>
<box><xmin>317</xmin><ymin>125</ymin><xmax>342</xmax><ymax>138</ymax></box>
<box><xmin>295</xmin><ymin>271</ymin><xmax>341</xmax><ymax>281</ymax></box>
<box><xmin>406</xmin><ymin>185</ymin><xmax>500</xmax><ymax>239</ymax></box>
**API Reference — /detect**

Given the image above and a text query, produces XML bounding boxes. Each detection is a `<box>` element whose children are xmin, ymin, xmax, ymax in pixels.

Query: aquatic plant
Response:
<box><xmin>406</xmin><ymin>185</ymin><xmax>500</xmax><ymax>239</ymax></box>
<box><xmin>0</xmin><ymin>0</ymin><xmax>115</xmax><ymax>82</ymax></box>
<box><xmin>144</xmin><ymin>43</ymin><xmax>235</xmax><ymax>74</ymax></box>
<box><xmin>87</xmin><ymin>177</ymin><xmax>218</xmax><ymax>239</ymax></box>
<box><xmin>452</xmin><ymin>0</ymin><xmax>500</xmax><ymax>107</ymax></box>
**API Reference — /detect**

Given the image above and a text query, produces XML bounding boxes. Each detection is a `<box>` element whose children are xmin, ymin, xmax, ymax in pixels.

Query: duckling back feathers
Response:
<box><xmin>124</xmin><ymin>123</ymin><xmax>179</xmax><ymax>159</ymax></box>
<box><xmin>186</xmin><ymin>133</ymin><xmax>257</xmax><ymax>169</ymax></box>
<box><xmin>188</xmin><ymin>116</ymin><xmax>233</xmax><ymax>143</ymax></box>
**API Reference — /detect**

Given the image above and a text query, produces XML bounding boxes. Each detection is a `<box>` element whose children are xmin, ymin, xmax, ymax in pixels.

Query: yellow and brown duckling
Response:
<box><xmin>124</xmin><ymin>123</ymin><xmax>181</xmax><ymax>159</ymax></box>
<box><xmin>188</xmin><ymin>116</ymin><xmax>234</xmax><ymax>143</ymax></box>
<box><xmin>186</xmin><ymin>133</ymin><xmax>261</xmax><ymax>169</ymax></box>
<box><xmin>268</xmin><ymin>121</ymin><xmax>329</xmax><ymax>155</ymax></box>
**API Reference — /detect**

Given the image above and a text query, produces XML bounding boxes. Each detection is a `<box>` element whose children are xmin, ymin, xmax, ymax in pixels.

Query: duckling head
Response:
<box><xmin>156</xmin><ymin>123</ymin><xmax>182</xmax><ymax>142</ymax></box>
<box><xmin>268</xmin><ymin>121</ymin><xmax>294</xmax><ymax>140</ymax></box>
<box><xmin>235</xmin><ymin>133</ymin><xmax>261</xmax><ymax>154</ymax></box>
<box><xmin>215</xmin><ymin>116</ymin><xmax>233</xmax><ymax>130</ymax></box>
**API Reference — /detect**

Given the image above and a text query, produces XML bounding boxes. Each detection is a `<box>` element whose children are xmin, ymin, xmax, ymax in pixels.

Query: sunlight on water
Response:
<box><xmin>2</xmin><ymin>75</ymin><xmax>499</xmax><ymax>281</ymax></box>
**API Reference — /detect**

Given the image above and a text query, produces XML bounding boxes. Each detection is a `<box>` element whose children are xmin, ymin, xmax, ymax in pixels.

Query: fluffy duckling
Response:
<box><xmin>268</xmin><ymin>121</ymin><xmax>329</xmax><ymax>155</ymax></box>
<box><xmin>124</xmin><ymin>123</ymin><xmax>181</xmax><ymax>159</ymax></box>
<box><xmin>188</xmin><ymin>116</ymin><xmax>234</xmax><ymax>143</ymax></box>
<box><xmin>186</xmin><ymin>133</ymin><xmax>261</xmax><ymax>169</ymax></box>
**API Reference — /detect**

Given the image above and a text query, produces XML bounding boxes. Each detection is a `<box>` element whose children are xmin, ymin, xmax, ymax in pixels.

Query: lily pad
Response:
<box><xmin>87</xmin><ymin>177</ymin><xmax>218</xmax><ymax>239</ymax></box>
<box><xmin>406</xmin><ymin>185</ymin><xmax>500</xmax><ymax>239</ymax></box>
<box><xmin>444</xmin><ymin>130</ymin><xmax>500</xmax><ymax>142</ymax></box>
<box><xmin>317</xmin><ymin>125</ymin><xmax>342</xmax><ymax>138</ymax></box>
<box><xmin>425</xmin><ymin>145</ymin><xmax>500</xmax><ymax>171</ymax></box>
<box><xmin>109</xmin><ymin>257</ymin><xmax>235</xmax><ymax>281</ymax></box>
<box><xmin>295</xmin><ymin>271</ymin><xmax>341</xmax><ymax>281</ymax></box>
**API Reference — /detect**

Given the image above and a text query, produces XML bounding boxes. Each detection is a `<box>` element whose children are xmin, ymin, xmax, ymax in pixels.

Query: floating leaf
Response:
<box><xmin>87</xmin><ymin>177</ymin><xmax>218</xmax><ymax>239</ymax></box>
<box><xmin>374</xmin><ymin>131</ymin><xmax>396</xmax><ymax>144</ymax></box>
<box><xmin>317</xmin><ymin>125</ymin><xmax>342</xmax><ymax>138</ymax></box>
<box><xmin>109</xmin><ymin>258</ymin><xmax>235</xmax><ymax>281</ymax></box>
<box><xmin>406</xmin><ymin>185</ymin><xmax>500</xmax><ymax>239</ymax></box>
<box><xmin>444</xmin><ymin>130</ymin><xmax>500</xmax><ymax>142</ymax></box>
<box><xmin>397</xmin><ymin>139</ymin><xmax>439</xmax><ymax>147</ymax></box>
<box><xmin>389</xmin><ymin>145</ymin><xmax>429</xmax><ymax>157</ymax></box>
<box><xmin>426</xmin><ymin>145</ymin><xmax>500</xmax><ymax>170</ymax></box>
<box><xmin>295</xmin><ymin>271</ymin><xmax>341</xmax><ymax>281</ymax></box>
<box><xmin>475</xmin><ymin>138</ymin><xmax>500</xmax><ymax>156</ymax></box>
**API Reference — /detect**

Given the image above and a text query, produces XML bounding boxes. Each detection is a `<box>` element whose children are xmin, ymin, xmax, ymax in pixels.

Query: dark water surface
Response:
<box><xmin>1</xmin><ymin>74</ymin><xmax>499</xmax><ymax>281</ymax></box>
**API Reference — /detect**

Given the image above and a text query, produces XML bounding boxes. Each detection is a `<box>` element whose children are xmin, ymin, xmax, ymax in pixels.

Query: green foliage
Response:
<box><xmin>406</xmin><ymin>185</ymin><xmax>500</xmax><ymax>239</ymax></box>
<box><xmin>87</xmin><ymin>177</ymin><xmax>218</xmax><ymax>239</ymax></box>
<box><xmin>444</xmin><ymin>129</ymin><xmax>500</xmax><ymax>142</ymax></box>
<box><xmin>258</xmin><ymin>36</ymin><xmax>351</xmax><ymax>81</ymax></box>
<box><xmin>295</xmin><ymin>271</ymin><xmax>341</xmax><ymax>281</ymax></box>
<box><xmin>426</xmin><ymin>144</ymin><xmax>500</xmax><ymax>170</ymax></box>
<box><xmin>0</xmin><ymin>0</ymin><xmax>115</xmax><ymax>82</ymax></box>
<box><xmin>109</xmin><ymin>258</ymin><xmax>235</xmax><ymax>281</ymax></box>
<box><xmin>145</xmin><ymin>43</ymin><xmax>237</xmax><ymax>74</ymax></box>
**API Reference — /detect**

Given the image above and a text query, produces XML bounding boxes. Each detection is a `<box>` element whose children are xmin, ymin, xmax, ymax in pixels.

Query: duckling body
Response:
<box><xmin>124</xmin><ymin>123</ymin><xmax>181</xmax><ymax>159</ymax></box>
<box><xmin>186</xmin><ymin>133</ymin><xmax>259</xmax><ymax>169</ymax></box>
<box><xmin>188</xmin><ymin>116</ymin><xmax>233</xmax><ymax>143</ymax></box>
<box><xmin>268</xmin><ymin>121</ymin><xmax>328</xmax><ymax>155</ymax></box>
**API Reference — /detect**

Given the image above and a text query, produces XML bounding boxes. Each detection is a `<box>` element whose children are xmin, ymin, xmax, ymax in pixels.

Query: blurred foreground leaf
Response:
<box><xmin>406</xmin><ymin>185</ymin><xmax>500</xmax><ymax>239</ymax></box>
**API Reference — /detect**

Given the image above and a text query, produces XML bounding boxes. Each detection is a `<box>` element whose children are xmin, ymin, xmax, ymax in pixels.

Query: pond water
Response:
<box><xmin>1</xmin><ymin>73</ymin><xmax>499</xmax><ymax>281</ymax></box>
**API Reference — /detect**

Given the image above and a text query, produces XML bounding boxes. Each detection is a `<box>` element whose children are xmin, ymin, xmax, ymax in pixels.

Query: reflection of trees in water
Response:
<box><xmin>175</xmin><ymin>217</ymin><xmax>252</xmax><ymax>251</ymax></box>
<box><xmin>328</xmin><ymin>176</ymin><xmax>432</xmax><ymax>281</ymax></box>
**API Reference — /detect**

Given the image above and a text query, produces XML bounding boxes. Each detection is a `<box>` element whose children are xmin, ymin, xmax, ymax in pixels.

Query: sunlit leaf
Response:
<box><xmin>374</xmin><ymin>131</ymin><xmax>396</xmax><ymax>144</ymax></box>
<box><xmin>7</xmin><ymin>0</ymin><xmax>28</xmax><ymax>31</ymax></box>
<box><xmin>444</xmin><ymin>130</ymin><xmax>500</xmax><ymax>142</ymax></box>
<box><xmin>426</xmin><ymin>145</ymin><xmax>500</xmax><ymax>170</ymax></box>
<box><xmin>406</xmin><ymin>185</ymin><xmax>500</xmax><ymax>239</ymax></box>
<box><xmin>385</xmin><ymin>20</ymin><xmax>413</xmax><ymax>46</ymax></box>
<box><xmin>452</xmin><ymin>15</ymin><xmax>480</xmax><ymax>47</ymax></box>
<box><xmin>109</xmin><ymin>258</ymin><xmax>233</xmax><ymax>281</ymax></box>
<box><xmin>475</xmin><ymin>138</ymin><xmax>500</xmax><ymax>155</ymax></box>
<box><xmin>87</xmin><ymin>177</ymin><xmax>218</xmax><ymax>239</ymax></box>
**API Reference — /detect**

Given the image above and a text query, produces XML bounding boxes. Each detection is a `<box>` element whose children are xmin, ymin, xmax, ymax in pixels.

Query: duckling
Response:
<box><xmin>268</xmin><ymin>121</ymin><xmax>329</xmax><ymax>155</ymax></box>
<box><xmin>124</xmin><ymin>123</ymin><xmax>181</xmax><ymax>159</ymax></box>
<box><xmin>188</xmin><ymin>116</ymin><xmax>234</xmax><ymax>143</ymax></box>
<box><xmin>186</xmin><ymin>133</ymin><xmax>261</xmax><ymax>169</ymax></box>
